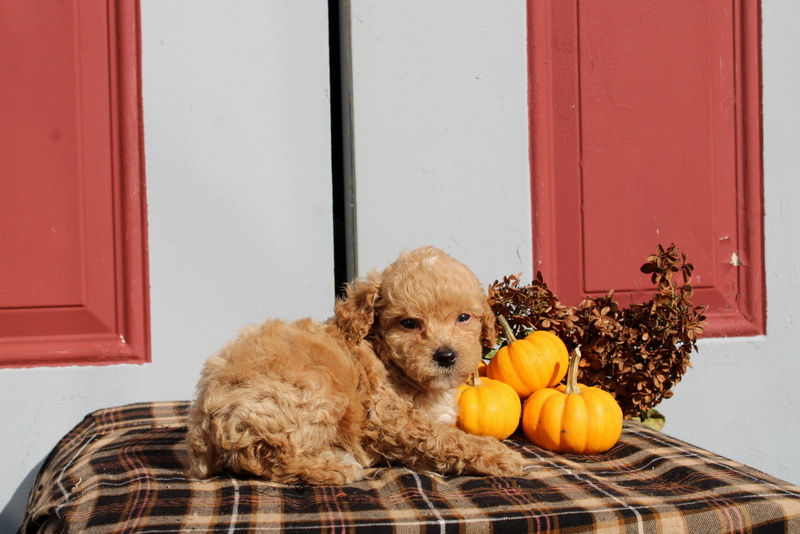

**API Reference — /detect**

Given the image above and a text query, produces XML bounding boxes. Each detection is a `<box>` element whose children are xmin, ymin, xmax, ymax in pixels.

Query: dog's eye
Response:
<box><xmin>457</xmin><ymin>314</ymin><xmax>471</xmax><ymax>323</ymax></box>
<box><xmin>400</xmin><ymin>318</ymin><xmax>419</xmax><ymax>330</ymax></box>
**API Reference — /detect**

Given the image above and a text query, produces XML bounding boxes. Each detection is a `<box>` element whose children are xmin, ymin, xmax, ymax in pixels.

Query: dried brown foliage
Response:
<box><xmin>486</xmin><ymin>244</ymin><xmax>707</xmax><ymax>420</ymax></box>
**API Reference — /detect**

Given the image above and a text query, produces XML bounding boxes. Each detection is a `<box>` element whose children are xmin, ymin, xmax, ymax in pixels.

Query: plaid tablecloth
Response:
<box><xmin>19</xmin><ymin>401</ymin><xmax>800</xmax><ymax>533</ymax></box>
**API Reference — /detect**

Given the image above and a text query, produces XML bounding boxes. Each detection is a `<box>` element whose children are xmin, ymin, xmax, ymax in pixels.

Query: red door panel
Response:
<box><xmin>2</xmin><ymin>0</ymin><xmax>86</xmax><ymax>309</ymax></box>
<box><xmin>579</xmin><ymin>2</ymin><xmax>732</xmax><ymax>296</ymax></box>
<box><xmin>528</xmin><ymin>0</ymin><xmax>764</xmax><ymax>337</ymax></box>
<box><xmin>0</xmin><ymin>0</ymin><xmax>149</xmax><ymax>367</ymax></box>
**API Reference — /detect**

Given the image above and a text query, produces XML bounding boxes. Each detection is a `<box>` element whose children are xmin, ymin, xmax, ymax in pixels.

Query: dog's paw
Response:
<box><xmin>300</xmin><ymin>449</ymin><xmax>366</xmax><ymax>485</ymax></box>
<box><xmin>302</xmin><ymin>464</ymin><xmax>364</xmax><ymax>485</ymax></box>
<box><xmin>466</xmin><ymin>436</ymin><xmax>529</xmax><ymax>477</ymax></box>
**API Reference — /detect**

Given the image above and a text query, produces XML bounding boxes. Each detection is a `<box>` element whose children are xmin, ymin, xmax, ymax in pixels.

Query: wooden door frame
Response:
<box><xmin>0</xmin><ymin>1</ymin><xmax>149</xmax><ymax>368</ymax></box>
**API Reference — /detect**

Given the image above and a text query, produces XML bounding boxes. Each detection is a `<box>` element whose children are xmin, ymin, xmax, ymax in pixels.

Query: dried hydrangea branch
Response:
<box><xmin>487</xmin><ymin>243</ymin><xmax>707</xmax><ymax>420</ymax></box>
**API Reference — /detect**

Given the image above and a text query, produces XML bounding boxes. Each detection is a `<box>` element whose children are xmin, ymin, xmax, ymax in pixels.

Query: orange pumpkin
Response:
<box><xmin>521</xmin><ymin>346</ymin><xmax>623</xmax><ymax>455</ymax></box>
<box><xmin>456</xmin><ymin>373</ymin><xmax>521</xmax><ymax>440</ymax></box>
<box><xmin>486</xmin><ymin>315</ymin><xmax>569</xmax><ymax>398</ymax></box>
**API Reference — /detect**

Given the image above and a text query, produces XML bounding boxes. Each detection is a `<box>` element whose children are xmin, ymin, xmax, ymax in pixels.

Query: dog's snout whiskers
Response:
<box><xmin>432</xmin><ymin>347</ymin><xmax>457</xmax><ymax>368</ymax></box>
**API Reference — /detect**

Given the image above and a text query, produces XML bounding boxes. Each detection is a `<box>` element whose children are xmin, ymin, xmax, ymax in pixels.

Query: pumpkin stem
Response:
<box><xmin>466</xmin><ymin>372</ymin><xmax>483</xmax><ymax>388</ymax></box>
<box><xmin>496</xmin><ymin>314</ymin><xmax>518</xmax><ymax>344</ymax></box>
<box><xmin>564</xmin><ymin>345</ymin><xmax>583</xmax><ymax>395</ymax></box>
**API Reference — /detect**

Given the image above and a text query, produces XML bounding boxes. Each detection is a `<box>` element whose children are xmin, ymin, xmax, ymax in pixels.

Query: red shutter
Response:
<box><xmin>528</xmin><ymin>0</ymin><xmax>764</xmax><ymax>337</ymax></box>
<box><xmin>0</xmin><ymin>0</ymin><xmax>149</xmax><ymax>367</ymax></box>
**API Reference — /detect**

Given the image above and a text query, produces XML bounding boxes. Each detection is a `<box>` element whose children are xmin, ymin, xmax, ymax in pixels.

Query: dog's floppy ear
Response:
<box><xmin>333</xmin><ymin>269</ymin><xmax>382</xmax><ymax>346</ymax></box>
<box><xmin>480</xmin><ymin>297</ymin><xmax>498</xmax><ymax>348</ymax></box>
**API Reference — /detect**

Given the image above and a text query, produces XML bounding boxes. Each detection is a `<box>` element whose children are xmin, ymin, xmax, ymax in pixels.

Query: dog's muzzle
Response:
<box><xmin>432</xmin><ymin>347</ymin><xmax>457</xmax><ymax>368</ymax></box>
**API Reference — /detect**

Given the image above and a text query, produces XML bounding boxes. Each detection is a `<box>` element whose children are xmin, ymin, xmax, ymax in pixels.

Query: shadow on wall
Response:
<box><xmin>1</xmin><ymin>458</ymin><xmax>44</xmax><ymax>533</ymax></box>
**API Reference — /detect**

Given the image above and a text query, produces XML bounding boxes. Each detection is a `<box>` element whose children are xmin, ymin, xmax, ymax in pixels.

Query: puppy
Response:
<box><xmin>187</xmin><ymin>246</ymin><xmax>526</xmax><ymax>484</ymax></box>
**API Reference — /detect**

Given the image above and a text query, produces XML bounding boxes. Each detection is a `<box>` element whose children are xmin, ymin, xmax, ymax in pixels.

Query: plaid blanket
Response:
<box><xmin>19</xmin><ymin>401</ymin><xmax>800</xmax><ymax>533</ymax></box>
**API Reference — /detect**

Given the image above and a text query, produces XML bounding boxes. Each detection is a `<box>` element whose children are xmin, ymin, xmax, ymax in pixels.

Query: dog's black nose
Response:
<box><xmin>432</xmin><ymin>347</ymin><xmax>457</xmax><ymax>368</ymax></box>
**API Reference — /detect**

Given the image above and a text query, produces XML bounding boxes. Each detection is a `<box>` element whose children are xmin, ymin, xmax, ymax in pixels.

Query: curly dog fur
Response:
<box><xmin>186</xmin><ymin>246</ymin><xmax>527</xmax><ymax>484</ymax></box>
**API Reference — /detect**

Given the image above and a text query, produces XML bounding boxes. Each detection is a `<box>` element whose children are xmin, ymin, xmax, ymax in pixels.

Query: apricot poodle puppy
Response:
<box><xmin>187</xmin><ymin>246</ymin><xmax>527</xmax><ymax>484</ymax></box>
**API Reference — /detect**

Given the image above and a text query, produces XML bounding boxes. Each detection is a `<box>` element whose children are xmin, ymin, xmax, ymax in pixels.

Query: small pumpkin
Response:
<box><xmin>486</xmin><ymin>315</ymin><xmax>569</xmax><ymax>398</ymax></box>
<box><xmin>456</xmin><ymin>373</ymin><xmax>521</xmax><ymax>440</ymax></box>
<box><xmin>521</xmin><ymin>346</ymin><xmax>623</xmax><ymax>455</ymax></box>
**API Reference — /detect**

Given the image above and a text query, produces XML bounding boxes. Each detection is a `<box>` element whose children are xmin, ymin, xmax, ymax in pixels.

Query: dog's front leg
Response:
<box><xmin>366</xmin><ymin>396</ymin><xmax>528</xmax><ymax>477</ymax></box>
<box><xmin>417</xmin><ymin>424</ymin><xmax>529</xmax><ymax>478</ymax></box>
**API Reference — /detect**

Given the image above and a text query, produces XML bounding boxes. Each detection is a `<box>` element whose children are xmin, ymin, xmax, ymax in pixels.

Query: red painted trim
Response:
<box><xmin>729</xmin><ymin>0</ymin><xmax>766</xmax><ymax>337</ymax></box>
<box><xmin>528</xmin><ymin>1</ymin><xmax>556</xmax><ymax>278</ymax></box>
<box><xmin>113</xmin><ymin>0</ymin><xmax>151</xmax><ymax>364</ymax></box>
<box><xmin>527</xmin><ymin>0</ymin><xmax>764</xmax><ymax>338</ymax></box>
<box><xmin>0</xmin><ymin>1</ymin><xmax>149</xmax><ymax>367</ymax></box>
<box><xmin>528</xmin><ymin>0</ymin><xmax>583</xmax><ymax>301</ymax></box>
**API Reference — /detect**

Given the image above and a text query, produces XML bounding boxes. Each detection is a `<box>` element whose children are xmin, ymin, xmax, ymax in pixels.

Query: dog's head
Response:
<box><xmin>333</xmin><ymin>246</ymin><xmax>496</xmax><ymax>392</ymax></box>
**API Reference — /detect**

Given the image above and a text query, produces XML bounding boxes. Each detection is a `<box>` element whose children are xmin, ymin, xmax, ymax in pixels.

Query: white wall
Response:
<box><xmin>348</xmin><ymin>1</ymin><xmax>533</xmax><ymax>284</ymax></box>
<box><xmin>0</xmin><ymin>2</ymin><xmax>334</xmax><ymax>530</ymax></box>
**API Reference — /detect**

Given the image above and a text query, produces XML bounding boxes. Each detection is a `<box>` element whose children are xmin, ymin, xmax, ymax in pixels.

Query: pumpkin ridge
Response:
<box><xmin>526</xmin><ymin>331</ymin><xmax>569</xmax><ymax>390</ymax></box>
<box><xmin>509</xmin><ymin>339</ymin><xmax>539</xmax><ymax>397</ymax></box>
<box><xmin>540</xmin><ymin>391</ymin><xmax>565</xmax><ymax>451</ymax></box>
<box><xmin>490</xmin><ymin>347</ymin><xmax>526</xmax><ymax>395</ymax></box>
<box><xmin>562</xmin><ymin>392</ymin><xmax>589</xmax><ymax>453</ymax></box>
